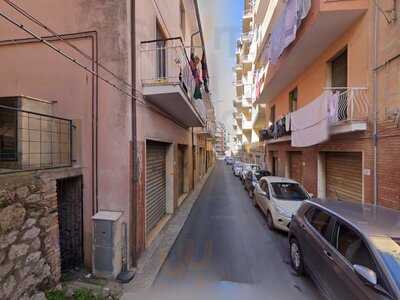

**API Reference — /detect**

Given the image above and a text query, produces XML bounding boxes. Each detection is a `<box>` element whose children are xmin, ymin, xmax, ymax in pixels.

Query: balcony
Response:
<box><xmin>243</xmin><ymin>8</ymin><xmax>253</xmax><ymax>19</ymax></box>
<box><xmin>233</xmin><ymin>112</ymin><xmax>243</xmax><ymax>121</ymax></box>
<box><xmin>326</xmin><ymin>87</ymin><xmax>369</xmax><ymax>134</ymax></box>
<box><xmin>241</xmin><ymin>31</ymin><xmax>254</xmax><ymax>43</ymax></box>
<box><xmin>233</xmin><ymin>63</ymin><xmax>243</xmax><ymax>72</ymax></box>
<box><xmin>235</xmin><ymin>79</ymin><xmax>244</xmax><ymax>87</ymax></box>
<box><xmin>233</xmin><ymin>98</ymin><xmax>243</xmax><ymax>108</ymax></box>
<box><xmin>140</xmin><ymin>37</ymin><xmax>206</xmax><ymax>128</ymax></box>
<box><xmin>199</xmin><ymin>121</ymin><xmax>216</xmax><ymax>138</ymax></box>
<box><xmin>242</xmin><ymin>97</ymin><xmax>252</xmax><ymax>108</ymax></box>
<box><xmin>243</xmin><ymin>7</ymin><xmax>253</xmax><ymax>33</ymax></box>
<box><xmin>251</xmin><ymin>104</ymin><xmax>266</xmax><ymax>129</ymax></box>
<box><xmin>260</xmin><ymin>87</ymin><xmax>369</xmax><ymax>145</ymax></box>
<box><xmin>257</xmin><ymin>0</ymin><xmax>368</xmax><ymax>104</ymax></box>
<box><xmin>0</xmin><ymin>100</ymin><xmax>72</xmax><ymax>174</ymax></box>
<box><xmin>242</xmin><ymin>118</ymin><xmax>253</xmax><ymax>131</ymax></box>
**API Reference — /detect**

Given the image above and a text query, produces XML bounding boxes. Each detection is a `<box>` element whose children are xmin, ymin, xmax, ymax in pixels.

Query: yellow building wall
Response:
<box><xmin>270</xmin><ymin>12</ymin><xmax>371</xmax><ymax>121</ymax></box>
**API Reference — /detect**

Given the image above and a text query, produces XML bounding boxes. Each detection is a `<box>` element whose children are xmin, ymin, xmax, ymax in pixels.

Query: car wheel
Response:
<box><xmin>248</xmin><ymin>189</ymin><xmax>254</xmax><ymax>199</ymax></box>
<box><xmin>290</xmin><ymin>238</ymin><xmax>305</xmax><ymax>276</ymax></box>
<box><xmin>266</xmin><ymin>211</ymin><xmax>275</xmax><ymax>230</ymax></box>
<box><xmin>252</xmin><ymin>194</ymin><xmax>257</xmax><ymax>207</ymax></box>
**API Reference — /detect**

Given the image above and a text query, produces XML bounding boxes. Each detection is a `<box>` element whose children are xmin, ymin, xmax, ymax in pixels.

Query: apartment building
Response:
<box><xmin>233</xmin><ymin>0</ymin><xmax>267</xmax><ymax>164</ymax></box>
<box><xmin>252</xmin><ymin>0</ymin><xmax>399</xmax><ymax>208</ymax></box>
<box><xmin>0</xmin><ymin>0</ymin><xmax>215</xmax><ymax>294</ymax></box>
<box><xmin>215</xmin><ymin>122</ymin><xmax>227</xmax><ymax>157</ymax></box>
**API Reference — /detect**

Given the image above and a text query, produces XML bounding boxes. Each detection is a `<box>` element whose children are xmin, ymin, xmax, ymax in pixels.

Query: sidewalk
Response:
<box><xmin>122</xmin><ymin>165</ymin><xmax>215</xmax><ymax>297</ymax></box>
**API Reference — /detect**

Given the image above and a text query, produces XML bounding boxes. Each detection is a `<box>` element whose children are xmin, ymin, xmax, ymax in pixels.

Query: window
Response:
<box><xmin>0</xmin><ymin>98</ymin><xmax>18</xmax><ymax>161</ymax></box>
<box><xmin>180</xmin><ymin>1</ymin><xmax>186</xmax><ymax>38</ymax></box>
<box><xmin>156</xmin><ymin>22</ymin><xmax>166</xmax><ymax>79</ymax></box>
<box><xmin>335</xmin><ymin>223</ymin><xmax>376</xmax><ymax>272</ymax></box>
<box><xmin>331</xmin><ymin>49</ymin><xmax>348</xmax><ymax>88</ymax></box>
<box><xmin>331</xmin><ymin>50</ymin><xmax>348</xmax><ymax>120</ymax></box>
<box><xmin>270</xmin><ymin>105</ymin><xmax>276</xmax><ymax>124</ymax></box>
<box><xmin>289</xmin><ymin>88</ymin><xmax>298</xmax><ymax>112</ymax></box>
<box><xmin>260</xmin><ymin>180</ymin><xmax>270</xmax><ymax>198</ymax></box>
<box><xmin>307</xmin><ymin>208</ymin><xmax>331</xmax><ymax>239</ymax></box>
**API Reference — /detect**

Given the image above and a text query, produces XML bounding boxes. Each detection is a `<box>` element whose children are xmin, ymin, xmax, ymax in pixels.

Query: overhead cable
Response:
<box><xmin>0</xmin><ymin>9</ymin><xmax>145</xmax><ymax>104</ymax></box>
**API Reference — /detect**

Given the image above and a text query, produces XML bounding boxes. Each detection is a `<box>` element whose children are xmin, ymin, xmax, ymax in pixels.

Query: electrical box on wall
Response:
<box><xmin>92</xmin><ymin>211</ymin><xmax>123</xmax><ymax>279</ymax></box>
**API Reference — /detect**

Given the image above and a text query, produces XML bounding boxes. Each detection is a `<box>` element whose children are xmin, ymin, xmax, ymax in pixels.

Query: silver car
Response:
<box><xmin>233</xmin><ymin>161</ymin><xmax>243</xmax><ymax>177</ymax></box>
<box><xmin>253</xmin><ymin>176</ymin><xmax>310</xmax><ymax>232</ymax></box>
<box><xmin>289</xmin><ymin>199</ymin><xmax>400</xmax><ymax>300</ymax></box>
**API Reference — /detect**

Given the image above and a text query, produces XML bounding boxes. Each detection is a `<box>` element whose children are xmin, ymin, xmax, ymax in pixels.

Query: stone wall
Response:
<box><xmin>0</xmin><ymin>168</ymin><xmax>81</xmax><ymax>300</ymax></box>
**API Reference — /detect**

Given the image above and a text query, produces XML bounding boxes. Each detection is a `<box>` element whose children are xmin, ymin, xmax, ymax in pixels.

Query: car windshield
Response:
<box><xmin>270</xmin><ymin>182</ymin><xmax>309</xmax><ymax>201</ymax></box>
<box><xmin>254</xmin><ymin>170</ymin><xmax>270</xmax><ymax>180</ymax></box>
<box><xmin>371</xmin><ymin>236</ymin><xmax>400</xmax><ymax>290</ymax></box>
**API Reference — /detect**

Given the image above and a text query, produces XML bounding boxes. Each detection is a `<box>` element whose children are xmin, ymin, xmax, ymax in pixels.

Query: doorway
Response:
<box><xmin>57</xmin><ymin>176</ymin><xmax>83</xmax><ymax>272</ymax></box>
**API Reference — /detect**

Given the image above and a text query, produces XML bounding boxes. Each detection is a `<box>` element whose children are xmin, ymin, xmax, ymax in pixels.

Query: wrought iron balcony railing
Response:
<box><xmin>0</xmin><ymin>105</ymin><xmax>73</xmax><ymax>174</ymax></box>
<box><xmin>140</xmin><ymin>37</ymin><xmax>207</xmax><ymax>123</ymax></box>
<box><xmin>324</xmin><ymin>87</ymin><xmax>369</xmax><ymax>123</ymax></box>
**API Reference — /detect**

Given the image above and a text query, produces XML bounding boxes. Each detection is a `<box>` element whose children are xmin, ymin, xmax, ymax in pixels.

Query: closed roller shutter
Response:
<box><xmin>177</xmin><ymin>146</ymin><xmax>185</xmax><ymax>197</ymax></box>
<box><xmin>326</xmin><ymin>152</ymin><xmax>362</xmax><ymax>202</ymax></box>
<box><xmin>146</xmin><ymin>141</ymin><xmax>167</xmax><ymax>234</ymax></box>
<box><xmin>290</xmin><ymin>152</ymin><xmax>303</xmax><ymax>184</ymax></box>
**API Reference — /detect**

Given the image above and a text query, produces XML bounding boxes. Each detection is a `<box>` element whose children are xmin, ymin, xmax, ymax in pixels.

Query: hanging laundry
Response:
<box><xmin>201</xmin><ymin>52</ymin><xmax>210</xmax><ymax>94</ymax></box>
<box><xmin>328</xmin><ymin>91</ymin><xmax>340</xmax><ymax>123</ymax></box>
<box><xmin>291</xmin><ymin>93</ymin><xmax>329</xmax><ymax>147</ymax></box>
<box><xmin>285</xmin><ymin>113</ymin><xmax>291</xmax><ymax>131</ymax></box>
<box><xmin>264</xmin><ymin>0</ymin><xmax>312</xmax><ymax>65</ymax></box>
<box><xmin>282</xmin><ymin>0</ymin><xmax>299</xmax><ymax>51</ymax></box>
<box><xmin>190</xmin><ymin>53</ymin><xmax>203</xmax><ymax>99</ymax></box>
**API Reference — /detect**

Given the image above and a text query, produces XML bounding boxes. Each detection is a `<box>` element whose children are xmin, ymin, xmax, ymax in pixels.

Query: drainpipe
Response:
<box><xmin>130</xmin><ymin>0</ymin><xmax>138</xmax><ymax>268</ymax></box>
<box><xmin>372</xmin><ymin>4</ymin><xmax>379</xmax><ymax>206</ymax></box>
<box><xmin>191</xmin><ymin>31</ymin><xmax>201</xmax><ymax>53</ymax></box>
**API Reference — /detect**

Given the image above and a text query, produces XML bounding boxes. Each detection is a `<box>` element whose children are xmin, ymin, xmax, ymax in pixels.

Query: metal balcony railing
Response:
<box><xmin>0</xmin><ymin>105</ymin><xmax>72</xmax><ymax>174</ymax></box>
<box><xmin>324</xmin><ymin>87</ymin><xmax>369</xmax><ymax>124</ymax></box>
<box><xmin>243</xmin><ymin>8</ymin><xmax>253</xmax><ymax>17</ymax></box>
<box><xmin>241</xmin><ymin>31</ymin><xmax>254</xmax><ymax>42</ymax></box>
<box><xmin>140</xmin><ymin>37</ymin><xmax>207</xmax><ymax>122</ymax></box>
<box><xmin>233</xmin><ymin>112</ymin><xmax>243</xmax><ymax>120</ymax></box>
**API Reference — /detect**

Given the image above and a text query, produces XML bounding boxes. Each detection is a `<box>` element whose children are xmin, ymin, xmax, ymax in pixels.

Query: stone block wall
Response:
<box><xmin>0</xmin><ymin>169</ymin><xmax>78</xmax><ymax>300</ymax></box>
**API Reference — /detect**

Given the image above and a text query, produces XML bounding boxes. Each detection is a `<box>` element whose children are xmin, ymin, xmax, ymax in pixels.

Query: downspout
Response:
<box><xmin>373</xmin><ymin>4</ymin><xmax>379</xmax><ymax>206</ymax></box>
<box><xmin>130</xmin><ymin>0</ymin><xmax>138</xmax><ymax>268</ymax></box>
<box><xmin>191</xmin><ymin>1</ymin><xmax>206</xmax><ymax>190</ymax></box>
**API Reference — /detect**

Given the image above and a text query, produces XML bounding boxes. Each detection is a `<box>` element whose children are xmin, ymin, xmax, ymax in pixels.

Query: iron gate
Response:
<box><xmin>56</xmin><ymin>176</ymin><xmax>83</xmax><ymax>272</ymax></box>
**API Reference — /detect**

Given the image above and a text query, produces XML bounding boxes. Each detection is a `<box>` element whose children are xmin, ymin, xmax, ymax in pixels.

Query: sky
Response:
<box><xmin>198</xmin><ymin>0</ymin><xmax>243</xmax><ymax>143</ymax></box>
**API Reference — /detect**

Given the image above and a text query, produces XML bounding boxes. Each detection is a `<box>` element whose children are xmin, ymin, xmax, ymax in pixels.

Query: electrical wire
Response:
<box><xmin>0</xmin><ymin>9</ymin><xmax>147</xmax><ymax>105</ymax></box>
<box><xmin>372</xmin><ymin>0</ymin><xmax>393</xmax><ymax>24</ymax></box>
<box><xmin>3</xmin><ymin>0</ymin><xmax>143</xmax><ymax>98</ymax></box>
<box><xmin>153</xmin><ymin>0</ymin><xmax>171</xmax><ymax>37</ymax></box>
<box><xmin>0</xmin><ymin>5</ymin><xmax>208</xmax><ymax>127</ymax></box>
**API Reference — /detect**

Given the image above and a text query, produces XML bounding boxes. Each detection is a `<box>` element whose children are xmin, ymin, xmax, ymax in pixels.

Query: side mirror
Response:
<box><xmin>354</xmin><ymin>265</ymin><xmax>377</xmax><ymax>286</ymax></box>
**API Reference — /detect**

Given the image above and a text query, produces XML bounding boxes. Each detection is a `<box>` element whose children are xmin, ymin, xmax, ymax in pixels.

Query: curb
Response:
<box><xmin>122</xmin><ymin>165</ymin><xmax>215</xmax><ymax>295</ymax></box>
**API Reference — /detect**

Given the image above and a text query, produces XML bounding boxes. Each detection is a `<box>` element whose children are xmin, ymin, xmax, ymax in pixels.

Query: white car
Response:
<box><xmin>240</xmin><ymin>164</ymin><xmax>260</xmax><ymax>182</ymax></box>
<box><xmin>253</xmin><ymin>177</ymin><xmax>311</xmax><ymax>232</ymax></box>
<box><xmin>233</xmin><ymin>162</ymin><xmax>243</xmax><ymax>177</ymax></box>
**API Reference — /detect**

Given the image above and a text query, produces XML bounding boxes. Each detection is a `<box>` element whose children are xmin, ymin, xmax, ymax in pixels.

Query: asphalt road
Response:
<box><xmin>151</xmin><ymin>161</ymin><xmax>322</xmax><ymax>300</ymax></box>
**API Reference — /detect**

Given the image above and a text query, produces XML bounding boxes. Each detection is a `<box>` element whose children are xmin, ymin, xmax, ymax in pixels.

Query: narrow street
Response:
<box><xmin>152</xmin><ymin>161</ymin><xmax>322</xmax><ymax>299</ymax></box>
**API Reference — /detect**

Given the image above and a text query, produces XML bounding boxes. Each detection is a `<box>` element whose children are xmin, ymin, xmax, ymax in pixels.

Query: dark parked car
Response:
<box><xmin>225</xmin><ymin>157</ymin><xmax>234</xmax><ymax>165</ymax></box>
<box><xmin>244</xmin><ymin>170</ymin><xmax>271</xmax><ymax>198</ymax></box>
<box><xmin>289</xmin><ymin>199</ymin><xmax>400</xmax><ymax>300</ymax></box>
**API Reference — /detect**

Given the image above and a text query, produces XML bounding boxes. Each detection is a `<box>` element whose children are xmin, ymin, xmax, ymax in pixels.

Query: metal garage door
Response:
<box><xmin>290</xmin><ymin>152</ymin><xmax>303</xmax><ymax>184</ymax></box>
<box><xmin>326</xmin><ymin>152</ymin><xmax>362</xmax><ymax>202</ymax></box>
<box><xmin>177</xmin><ymin>145</ymin><xmax>185</xmax><ymax>197</ymax></box>
<box><xmin>146</xmin><ymin>141</ymin><xmax>167</xmax><ymax>233</ymax></box>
